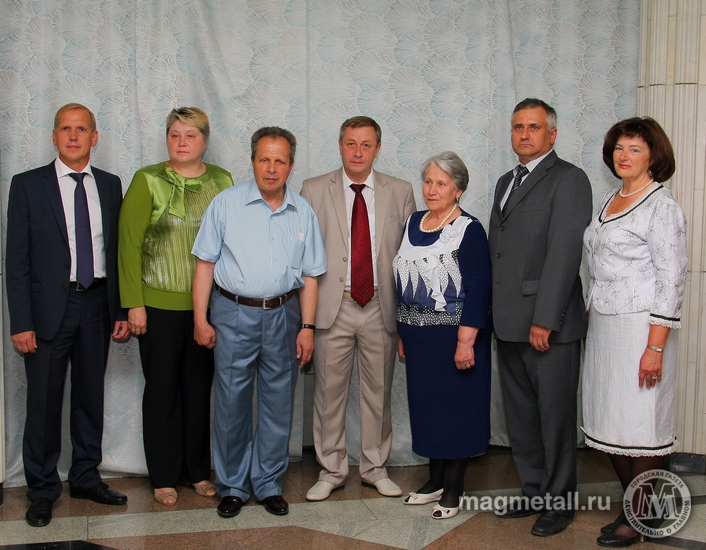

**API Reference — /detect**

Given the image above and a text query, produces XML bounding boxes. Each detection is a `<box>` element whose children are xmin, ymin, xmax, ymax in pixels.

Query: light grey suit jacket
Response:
<box><xmin>300</xmin><ymin>168</ymin><xmax>416</xmax><ymax>332</ymax></box>
<box><xmin>488</xmin><ymin>150</ymin><xmax>592</xmax><ymax>343</ymax></box>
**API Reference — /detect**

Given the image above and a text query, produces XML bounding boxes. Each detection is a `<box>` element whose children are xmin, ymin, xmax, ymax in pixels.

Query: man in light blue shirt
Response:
<box><xmin>192</xmin><ymin>127</ymin><xmax>326</xmax><ymax>518</ymax></box>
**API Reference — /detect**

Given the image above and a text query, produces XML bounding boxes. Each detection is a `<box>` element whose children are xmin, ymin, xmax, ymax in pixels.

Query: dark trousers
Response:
<box><xmin>23</xmin><ymin>284</ymin><xmax>111</xmax><ymax>502</ymax></box>
<box><xmin>497</xmin><ymin>339</ymin><xmax>581</xmax><ymax>516</ymax></box>
<box><xmin>139</xmin><ymin>307</ymin><xmax>214</xmax><ymax>488</ymax></box>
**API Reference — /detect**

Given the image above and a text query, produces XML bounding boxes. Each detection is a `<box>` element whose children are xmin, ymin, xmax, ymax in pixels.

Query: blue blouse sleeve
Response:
<box><xmin>458</xmin><ymin>218</ymin><xmax>492</xmax><ymax>329</ymax></box>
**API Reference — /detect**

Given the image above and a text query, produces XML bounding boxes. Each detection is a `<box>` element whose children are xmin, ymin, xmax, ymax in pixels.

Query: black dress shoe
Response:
<box><xmin>597</xmin><ymin>531</ymin><xmax>642</xmax><ymax>547</ymax></box>
<box><xmin>217</xmin><ymin>496</ymin><xmax>244</xmax><ymax>518</ymax></box>
<box><xmin>70</xmin><ymin>482</ymin><xmax>127</xmax><ymax>505</ymax></box>
<box><xmin>259</xmin><ymin>495</ymin><xmax>289</xmax><ymax>515</ymax></box>
<box><xmin>26</xmin><ymin>498</ymin><xmax>53</xmax><ymax>527</ymax></box>
<box><xmin>601</xmin><ymin>511</ymin><xmax>627</xmax><ymax>534</ymax></box>
<box><xmin>531</xmin><ymin>510</ymin><xmax>574</xmax><ymax>536</ymax></box>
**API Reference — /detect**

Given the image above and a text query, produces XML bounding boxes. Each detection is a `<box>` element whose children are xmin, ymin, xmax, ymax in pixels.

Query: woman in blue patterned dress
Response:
<box><xmin>582</xmin><ymin>118</ymin><xmax>688</xmax><ymax>547</ymax></box>
<box><xmin>394</xmin><ymin>152</ymin><xmax>492</xmax><ymax>520</ymax></box>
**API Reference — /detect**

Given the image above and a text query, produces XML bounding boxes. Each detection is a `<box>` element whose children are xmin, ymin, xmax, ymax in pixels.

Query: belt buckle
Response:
<box><xmin>74</xmin><ymin>281</ymin><xmax>86</xmax><ymax>292</ymax></box>
<box><xmin>263</xmin><ymin>295</ymin><xmax>282</xmax><ymax>310</ymax></box>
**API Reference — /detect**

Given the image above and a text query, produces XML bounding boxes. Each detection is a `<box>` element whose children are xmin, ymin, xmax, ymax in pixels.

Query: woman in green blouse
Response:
<box><xmin>118</xmin><ymin>107</ymin><xmax>233</xmax><ymax>506</ymax></box>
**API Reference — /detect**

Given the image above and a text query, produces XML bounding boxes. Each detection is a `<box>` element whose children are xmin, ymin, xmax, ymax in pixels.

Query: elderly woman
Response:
<box><xmin>118</xmin><ymin>107</ymin><xmax>234</xmax><ymax>505</ymax></box>
<box><xmin>394</xmin><ymin>152</ymin><xmax>492</xmax><ymax>519</ymax></box>
<box><xmin>582</xmin><ymin>117</ymin><xmax>688</xmax><ymax>547</ymax></box>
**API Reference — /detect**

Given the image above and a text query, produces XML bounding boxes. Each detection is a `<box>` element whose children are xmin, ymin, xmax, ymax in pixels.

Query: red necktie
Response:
<box><xmin>350</xmin><ymin>184</ymin><xmax>373</xmax><ymax>307</ymax></box>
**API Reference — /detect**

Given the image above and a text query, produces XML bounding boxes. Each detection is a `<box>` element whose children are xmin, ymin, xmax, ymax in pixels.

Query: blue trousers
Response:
<box><xmin>211</xmin><ymin>289</ymin><xmax>300</xmax><ymax>501</ymax></box>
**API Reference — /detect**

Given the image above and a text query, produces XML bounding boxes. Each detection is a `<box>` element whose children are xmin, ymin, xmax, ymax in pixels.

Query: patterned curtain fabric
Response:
<box><xmin>0</xmin><ymin>0</ymin><xmax>639</xmax><ymax>487</ymax></box>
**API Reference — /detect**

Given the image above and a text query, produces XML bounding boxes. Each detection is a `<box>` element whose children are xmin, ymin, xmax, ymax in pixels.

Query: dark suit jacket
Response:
<box><xmin>300</xmin><ymin>168</ymin><xmax>416</xmax><ymax>333</ymax></box>
<box><xmin>488</xmin><ymin>150</ymin><xmax>592</xmax><ymax>343</ymax></box>
<box><xmin>6</xmin><ymin>161</ymin><xmax>125</xmax><ymax>340</ymax></box>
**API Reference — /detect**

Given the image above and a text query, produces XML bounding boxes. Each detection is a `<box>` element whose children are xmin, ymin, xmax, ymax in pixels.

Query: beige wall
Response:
<box><xmin>638</xmin><ymin>0</ymin><xmax>706</xmax><ymax>453</ymax></box>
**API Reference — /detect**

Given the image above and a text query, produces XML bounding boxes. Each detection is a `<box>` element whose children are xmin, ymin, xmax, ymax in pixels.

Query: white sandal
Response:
<box><xmin>432</xmin><ymin>503</ymin><xmax>459</xmax><ymax>519</ymax></box>
<box><xmin>404</xmin><ymin>488</ymin><xmax>443</xmax><ymax>505</ymax></box>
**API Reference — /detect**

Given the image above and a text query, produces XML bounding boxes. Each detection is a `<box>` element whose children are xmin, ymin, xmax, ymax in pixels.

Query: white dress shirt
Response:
<box><xmin>55</xmin><ymin>158</ymin><xmax>106</xmax><ymax>280</ymax></box>
<box><xmin>343</xmin><ymin>170</ymin><xmax>378</xmax><ymax>290</ymax></box>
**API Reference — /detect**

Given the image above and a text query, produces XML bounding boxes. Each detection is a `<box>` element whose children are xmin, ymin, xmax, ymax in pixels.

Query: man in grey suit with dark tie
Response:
<box><xmin>488</xmin><ymin>98</ymin><xmax>592</xmax><ymax>537</ymax></box>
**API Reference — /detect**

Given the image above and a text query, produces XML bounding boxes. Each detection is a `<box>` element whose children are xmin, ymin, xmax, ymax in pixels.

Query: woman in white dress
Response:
<box><xmin>582</xmin><ymin>117</ymin><xmax>688</xmax><ymax>547</ymax></box>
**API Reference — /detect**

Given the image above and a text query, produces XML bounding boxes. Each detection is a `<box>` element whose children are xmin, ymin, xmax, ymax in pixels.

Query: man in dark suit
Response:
<box><xmin>488</xmin><ymin>98</ymin><xmax>592</xmax><ymax>537</ymax></box>
<box><xmin>6</xmin><ymin>103</ymin><xmax>130</xmax><ymax>527</ymax></box>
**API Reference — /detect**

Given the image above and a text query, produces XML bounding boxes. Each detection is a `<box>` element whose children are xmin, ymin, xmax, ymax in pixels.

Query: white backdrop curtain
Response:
<box><xmin>0</xmin><ymin>0</ymin><xmax>639</xmax><ymax>487</ymax></box>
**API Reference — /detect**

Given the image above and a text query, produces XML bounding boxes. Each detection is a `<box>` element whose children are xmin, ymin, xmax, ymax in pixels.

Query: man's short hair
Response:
<box><xmin>602</xmin><ymin>117</ymin><xmax>676</xmax><ymax>182</ymax></box>
<box><xmin>420</xmin><ymin>151</ymin><xmax>469</xmax><ymax>193</ymax></box>
<box><xmin>339</xmin><ymin>116</ymin><xmax>382</xmax><ymax>144</ymax></box>
<box><xmin>166</xmin><ymin>107</ymin><xmax>210</xmax><ymax>141</ymax></box>
<box><xmin>513</xmin><ymin>98</ymin><xmax>557</xmax><ymax>131</ymax></box>
<box><xmin>250</xmin><ymin>127</ymin><xmax>297</xmax><ymax>164</ymax></box>
<box><xmin>54</xmin><ymin>103</ymin><xmax>96</xmax><ymax>132</ymax></box>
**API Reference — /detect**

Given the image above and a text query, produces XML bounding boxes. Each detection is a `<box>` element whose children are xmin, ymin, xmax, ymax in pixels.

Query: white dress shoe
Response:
<box><xmin>404</xmin><ymin>488</ymin><xmax>443</xmax><ymax>505</ymax></box>
<box><xmin>306</xmin><ymin>481</ymin><xmax>337</xmax><ymax>501</ymax></box>
<box><xmin>371</xmin><ymin>478</ymin><xmax>402</xmax><ymax>497</ymax></box>
<box><xmin>432</xmin><ymin>503</ymin><xmax>459</xmax><ymax>519</ymax></box>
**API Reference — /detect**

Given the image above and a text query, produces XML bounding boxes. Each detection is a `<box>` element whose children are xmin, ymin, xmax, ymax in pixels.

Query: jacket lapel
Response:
<box><xmin>329</xmin><ymin>168</ymin><xmax>349</xmax><ymax>250</ymax></box>
<box><xmin>502</xmin><ymin>150</ymin><xmax>557</xmax><ymax>218</ymax></box>
<box><xmin>373</xmin><ymin>169</ymin><xmax>389</xmax><ymax>254</ymax></box>
<box><xmin>41</xmin><ymin>163</ymin><xmax>70</xmax><ymax>246</ymax></box>
<box><xmin>94</xmin><ymin>171</ymin><xmax>111</xmax><ymax>250</ymax></box>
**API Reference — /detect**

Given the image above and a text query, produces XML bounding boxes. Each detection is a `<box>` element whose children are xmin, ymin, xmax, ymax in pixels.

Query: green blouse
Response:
<box><xmin>118</xmin><ymin>162</ymin><xmax>234</xmax><ymax>311</ymax></box>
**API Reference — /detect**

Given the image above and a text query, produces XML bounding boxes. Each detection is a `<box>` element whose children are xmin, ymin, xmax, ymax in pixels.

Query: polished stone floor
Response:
<box><xmin>0</xmin><ymin>447</ymin><xmax>703</xmax><ymax>549</ymax></box>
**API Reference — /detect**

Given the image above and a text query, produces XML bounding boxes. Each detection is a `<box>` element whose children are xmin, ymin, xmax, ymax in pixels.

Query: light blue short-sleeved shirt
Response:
<box><xmin>192</xmin><ymin>180</ymin><xmax>327</xmax><ymax>298</ymax></box>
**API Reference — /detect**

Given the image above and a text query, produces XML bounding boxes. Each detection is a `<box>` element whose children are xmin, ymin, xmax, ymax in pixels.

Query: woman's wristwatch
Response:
<box><xmin>646</xmin><ymin>344</ymin><xmax>664</xmax><ymax>353</ymax></box>
<box><xmin>301</xmin><ymin>324</ymin><xmax>317</xmax><ymax>332</ymax></box>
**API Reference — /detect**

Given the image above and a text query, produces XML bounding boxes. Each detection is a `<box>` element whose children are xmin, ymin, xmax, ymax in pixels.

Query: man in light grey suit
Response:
<box><xmin>300</xmin><ymin>116</ymin><xmax>416</xmax><ymax>501</ymax></box>
<box><xmin>488</xmin><ymin>99</ymin><xmax>592</xmax><ymax>537</ymax></box>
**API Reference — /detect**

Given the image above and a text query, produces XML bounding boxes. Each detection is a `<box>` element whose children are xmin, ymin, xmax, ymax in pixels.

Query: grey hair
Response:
<box><xmin>513</xmin><ymin>98</ymin><xmax>557</xmax><ymax>131</ymax></box>
<box><xmin>420</xmin><ymin>151</ymin><xmax>469</xmax><ymax>192</ymax></box>
<box><xmin>250</xmin><ymin>126</ymin><xmax>297</xmax><ymax>164</ymax></box>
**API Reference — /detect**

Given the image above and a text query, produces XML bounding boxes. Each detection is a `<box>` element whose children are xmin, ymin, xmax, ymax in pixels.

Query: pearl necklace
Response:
<box><xmin>619</xmin><ymin>179</ymin><xmax>654</xmax><ymax>198</ymax></box>
<box><xmin>419</xmin><ymin>205</ymin><xmax>457</xmax><ymax>233</ymax></box>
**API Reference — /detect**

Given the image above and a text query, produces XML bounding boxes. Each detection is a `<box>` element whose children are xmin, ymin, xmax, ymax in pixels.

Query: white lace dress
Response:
<box><xmin>581</xmin><ymin>184</ymin><xmax>688</xmax><ymax>456</ymax></box>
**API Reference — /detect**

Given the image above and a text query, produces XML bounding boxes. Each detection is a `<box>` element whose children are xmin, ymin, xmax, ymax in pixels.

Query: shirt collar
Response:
<box><xmin>245</xmin><ymin>179</ymin><xmax>296</xmax><ymax>211</ymax></box>
<box><xmin>342</xmin><ymin>169</ymin><xmax>375</xmax><ymax>190</ymax></box>
<box><xmin>55</xmin><ymin>157</ymin><xmax>94</xmax><ymax>180</ymax></box>
<box><xmin>519</xmin><ymin>149</ymin><xmax>552</xmax><ymax>174</ymax></box>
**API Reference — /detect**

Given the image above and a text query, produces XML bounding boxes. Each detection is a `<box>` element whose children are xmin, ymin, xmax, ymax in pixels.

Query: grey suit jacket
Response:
<box><xmin>488</xmin><ymin>150</ymin><xmax>592</xmax><ymax>343</ymax></box>
<box><xmin>300</xmin><ymin>168</ymin><xmax>416</xmax><ymax>332</ymax></box>
<box><xmin>6</xmin><ymin>161</ymin><xmax>125</xmax><ymax>340</ymax></box>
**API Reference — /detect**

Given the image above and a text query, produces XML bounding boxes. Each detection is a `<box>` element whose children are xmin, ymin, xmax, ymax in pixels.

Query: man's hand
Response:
<box><xmin>529</xmin><ymin>324</ymin><xmax>551</xmax><ymax>352</ymax></box>
<box><xmin>194</xmin><ymin>320</ymin><xmax>217</xmax><ymax>349</ymax></box>
<box><xmin>296</xmin><ymin>329</ymin><xmax>314</xmax><ymax>366</ymax></box>
<box><xmin>112</xmin><ymin>321</ymin><xmax>130</xmax><ymax>342</ymax></box>
<box><xmin>128</xmin><ymin>306</ymin><xmax>147</xmax><ymax>336</ymax></box>
<box><xmin>12</xmin><ymin>330</ymin><xmax>37</xmax><ymax>354</ymax></box>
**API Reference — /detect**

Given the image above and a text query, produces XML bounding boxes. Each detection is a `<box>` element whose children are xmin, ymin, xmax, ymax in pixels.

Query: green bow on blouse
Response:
<box><xmin>161</xmin><ymin>166</ymin><xmax>205</xmax><ymax>220</ymax></box>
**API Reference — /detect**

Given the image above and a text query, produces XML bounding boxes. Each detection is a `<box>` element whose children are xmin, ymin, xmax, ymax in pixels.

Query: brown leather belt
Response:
<box><xmin>215</xmin><ymin>283</ymin><xmax>295</xmax><ymax>309</ymax></box>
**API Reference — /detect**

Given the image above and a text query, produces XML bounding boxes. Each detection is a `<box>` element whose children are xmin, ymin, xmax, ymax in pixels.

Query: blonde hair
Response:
<box><xmin>165</xmin><ymin>107</ymin><xmax>210</xmax><ymax>141</ymax></box>
<box><xmin>54</xmin><ymin>103</ymin><xmax>96</xmax><ymax>132</ymax></box>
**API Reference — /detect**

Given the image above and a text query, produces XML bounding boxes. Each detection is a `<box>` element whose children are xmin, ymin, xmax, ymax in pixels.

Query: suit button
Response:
<box><xmin>339</xmin><ymin>277</ymin><xmax>344</xmax><ymax>282</ymax></box>
<box><xmin>343</xmin><ymin>257</ymin><xmax>347</xmax><ymax>262</ymax></box>
<box><xmin>500</xmin><ymin>226</ymin><xmax>505</xmax><ymax>231</ymax></box>
<box><xmin>61</xmin><ymin>287</ymin><xmax>67</xmax><ymax>292</ymax></box>
<box><xmin>496</xmin><ymin>253</ymin><xmax>501</xmax><ymax>258</ymax></box>
<box><xmin>64</xmin><ymin>263</ymin><xmax>69</xmax><ymax>269</ymax></box>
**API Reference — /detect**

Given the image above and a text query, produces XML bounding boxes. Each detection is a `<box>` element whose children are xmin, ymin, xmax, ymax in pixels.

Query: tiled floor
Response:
<box><xmin>0</xmin><ymin>447</ymin><xmax>703</xmax><ymax>549</ymax></box>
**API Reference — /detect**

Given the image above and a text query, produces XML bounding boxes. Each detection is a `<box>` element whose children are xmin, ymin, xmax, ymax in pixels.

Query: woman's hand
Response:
<box><xmin>455</xmin><ymin>326</ymin><xmax>479</xmax><ymax>370</ymax></box>
<box><xmin>397</xmin><ymin>338</ymin><xmax>405</xmax><ymax>359</ymax></box>
<box><xmin>639</xmin><ymin>348</ymin><xmax>663</xmax><ymax>389</ymax></box>
<box><xmin>128</xmin><ymin>307</ymin><xmax>147</xmax><ymax>336</ymax></box>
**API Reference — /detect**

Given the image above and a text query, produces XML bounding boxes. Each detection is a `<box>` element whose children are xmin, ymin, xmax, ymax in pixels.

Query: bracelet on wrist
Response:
<box><xmin>646</xmin><ymin>344</ymin><xmax>664</xmax><ymax>353</ymax></box>
<box><xmin>301</xmin><ymin>324</ymin><xmax>316</xmax><ymax>332</ymax></box>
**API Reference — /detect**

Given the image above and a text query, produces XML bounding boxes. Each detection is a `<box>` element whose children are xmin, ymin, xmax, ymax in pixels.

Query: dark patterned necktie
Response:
<box><xmin>350</xmin><ymin>184</ymin><xmax>373</xmax><ymax>307</ymax></box>
<box><xmin>502</xmin><ymin>164</ymin><xmax>529</xmax><ymax>215</ymax></box>
<box><xmin>69</xmin><ymin>172</ymin><xmax>94</xmax><ymax>288</ymax></box>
